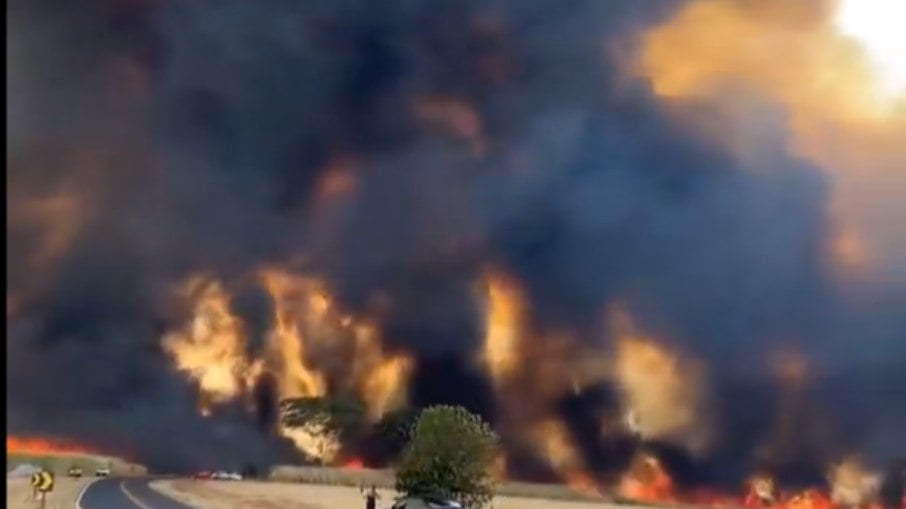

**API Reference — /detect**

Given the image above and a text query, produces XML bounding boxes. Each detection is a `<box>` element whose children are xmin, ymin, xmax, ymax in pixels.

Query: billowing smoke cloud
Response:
<box><xmin>6</xmin><ymin>0</ymin><xmax>904</xmax><ymax>481</ymax></box>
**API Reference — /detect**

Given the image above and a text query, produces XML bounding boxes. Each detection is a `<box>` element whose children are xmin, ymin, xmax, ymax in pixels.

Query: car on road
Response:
<box><xmin>390</xmin><ymin>496</ymin><xmax>463</xmax><ymax>509</ymax></box>
<box><xmin>67</xmin><ymin>466</ymin><xmax>83</xmax><ymax>478</ymax></box>
<box><xmin>94</xmin><ymin>467</ymin><xmax>111</xmax><ymax>477</ymax></box>
<box><xmin>210</xmin><ymin>471</ymin><xmax>243</xmax><ymax>481</ymax></box>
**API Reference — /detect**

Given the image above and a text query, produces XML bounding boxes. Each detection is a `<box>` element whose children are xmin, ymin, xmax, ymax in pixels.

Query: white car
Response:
<box><xmin>211</xmin><ymin>471</ymin><xmax>243</xmax><ymax>481</ymax></box>
<box><xmin>95</xmin><ymin>467</ymin><xmax>111</xmax><ymax>477</ymax></box>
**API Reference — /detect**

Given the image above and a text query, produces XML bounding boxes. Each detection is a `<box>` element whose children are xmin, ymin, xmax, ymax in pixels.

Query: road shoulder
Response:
<box><xmin>6</xmin><ymin>477</ymin><xmax>96</xmax><ymax>509</ymax></box>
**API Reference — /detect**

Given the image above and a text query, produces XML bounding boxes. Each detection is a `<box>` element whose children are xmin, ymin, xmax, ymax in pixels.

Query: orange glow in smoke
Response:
<box><xmin>342</xmin><ymin>457</ymin><xmax>364</xmax><ymax>470</ymax></box>
<box><xmin>635</xmin><ymin>0</ymin><xmax>906</xmax><ymax>283</ymax></box>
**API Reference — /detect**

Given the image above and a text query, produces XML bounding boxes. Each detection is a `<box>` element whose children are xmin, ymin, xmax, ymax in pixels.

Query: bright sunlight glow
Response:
<box><xmin>835</xmin><ymin>0</ymin><xmax>906</xmax><ymax>98</ymax></box>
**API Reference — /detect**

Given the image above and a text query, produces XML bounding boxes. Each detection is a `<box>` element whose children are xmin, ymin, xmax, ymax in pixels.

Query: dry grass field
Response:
<box><xmin>266</xmin><ymin>465</ymin><xmax>604</xmax><ymax>501</ymax></box>
<box><xmin>152</xmin><ymin>479</ymin><xmax>638</xmax><ymax>509</ymax></box>
<box><xmin>151</xmin><ymin>465</ymin><xmax>714</xmax><ymax>509</ymax></box>
<box><xmin>6</xmin><ymin>452</ymin><xmax>147</xmax><ymax>477</ymax></box>
<box><xmin>6</xmin><ymin>477</ymin><xmax>93</xmax><ymax>509</ymax></box>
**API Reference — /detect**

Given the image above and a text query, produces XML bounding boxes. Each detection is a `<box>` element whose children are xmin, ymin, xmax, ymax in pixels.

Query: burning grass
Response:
<box><xmin>262</xmin><ymin>461</ymin><xmax>901</xmax><ymax>509</ymax></box>
<box><xmin>6</xmin><ymin>435</ymin><xmax>146</xmax><ymax>476</ymax></box>
<box><xmin>266</xmin><ymin>465</ymin><xmax>605</xmax><ymax>501</ymax></box>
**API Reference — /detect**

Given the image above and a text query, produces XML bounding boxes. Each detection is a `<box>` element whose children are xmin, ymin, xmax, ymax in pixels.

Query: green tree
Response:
<box><xmin>395</xmin><ymin>405</ymin><xmax>499</xmax><ymax>509</ymax></box>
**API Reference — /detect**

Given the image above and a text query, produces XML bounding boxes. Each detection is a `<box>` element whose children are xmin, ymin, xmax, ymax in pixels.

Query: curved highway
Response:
<box><xmin>78</xmin><ymin>478</ymin><xmax>195</xmax><ymax>509</ymax></box>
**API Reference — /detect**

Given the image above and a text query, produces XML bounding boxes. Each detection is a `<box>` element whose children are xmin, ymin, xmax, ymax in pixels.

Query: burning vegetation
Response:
<box><xmin>161</xmin><ymin>268</ymin><xmax>413</xmax><ymax>462</ymax></box>
<box><xmin>7</xmin><ymin>1</ymin><xmax>906</xmax><ymax>508</ymax></box>
<box><xmin>156</xmin><ymin>266</ymin><xmax>905</xmax><ymax>508</ymax></box>
<box><xmin>7</xmin><ymin>436</ymin><xmax>97</xmax><ymax>457</ymax></box>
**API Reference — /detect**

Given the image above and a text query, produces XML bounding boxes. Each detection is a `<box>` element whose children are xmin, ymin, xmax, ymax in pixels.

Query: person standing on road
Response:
<box><xmin>360</xmin><ymin>484</ymin><xmax>381</xmax><ymax>509</ymax></box>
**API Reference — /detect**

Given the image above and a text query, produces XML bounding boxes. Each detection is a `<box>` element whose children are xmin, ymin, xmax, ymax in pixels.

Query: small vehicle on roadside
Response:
<box><xmin>210</xmin><ymin>471</ymin><xmax>243</xmax><ymax>481</ymax></box>
<box><xmin>67</xmin><ymin>465</ymin><xmax>83</xmax><ymax>478</ymax></box>
<box><xmin>390</xmin><ymin>496</ymin><xmax>463</xmax><ymax>509</ymax></box>
<box><xmin>94</xmin><ymin>467</ymin><xmax>111</xmax><ymax>477</ymax></box>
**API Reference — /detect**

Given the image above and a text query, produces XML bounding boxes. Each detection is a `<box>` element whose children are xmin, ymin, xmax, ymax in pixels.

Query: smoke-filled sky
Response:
<box><xmin>7</xmin><ymin>0</ymin><xmax>905</xmax><ymax>476</ymax></box>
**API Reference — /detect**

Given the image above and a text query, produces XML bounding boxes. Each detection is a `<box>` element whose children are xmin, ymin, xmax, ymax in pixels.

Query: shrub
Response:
<box><xmin>395</xmin><ymin>405</ymin><xmax>499</xmax><ymax>509</ymax></box>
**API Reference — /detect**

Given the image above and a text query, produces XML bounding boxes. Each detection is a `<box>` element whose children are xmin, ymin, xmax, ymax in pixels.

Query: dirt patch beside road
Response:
<box><xmin>6</xmin><ymin>477</ymin><xmax>94</xmax><ymax>509</ymax></box>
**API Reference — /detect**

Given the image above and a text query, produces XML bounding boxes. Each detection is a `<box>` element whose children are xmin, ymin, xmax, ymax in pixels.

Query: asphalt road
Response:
<box><xmin>78</xmin><ymin>478</ymin><xmax>194</xmax><ymax>509</ymax></box>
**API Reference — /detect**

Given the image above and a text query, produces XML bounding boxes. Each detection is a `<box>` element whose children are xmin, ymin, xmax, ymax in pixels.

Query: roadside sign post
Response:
<box><xmin>30</xmin><ymin>471</ymin><xmax>54</xmax><ymax>509</ymax></box>
<box><xmin>30</xmin><ymin>473</ymin><xmax>39</xmax><ymax>500</ymax></box>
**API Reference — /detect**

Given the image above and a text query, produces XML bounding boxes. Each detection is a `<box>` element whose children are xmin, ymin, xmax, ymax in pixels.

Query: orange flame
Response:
<box><xmin>563</xmin><ymin>470</ymin><xmax>601</xmax><ymax>497</ymax></box>
<box><xmin>161</xmin><ymin>267</ymin><xmax>414</xmax><ymax>462</ymax></box>
<box><xmin>342</xmin><ymin>457</ymin><xmax>364</xmax><ymax>470</ymax></box>
<box><xmin>618</xmin><ymin>453</ymin><xmax>676</xmax><ymax>504</ymax></box>
<box><xmin>7</xmin><ymin>435</ymin><xmax>95</xmax><ymax>456</ymax></box>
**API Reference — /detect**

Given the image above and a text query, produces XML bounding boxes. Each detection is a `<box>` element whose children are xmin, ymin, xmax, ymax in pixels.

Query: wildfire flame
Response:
<box><xmin>478</xmin><ymin>272</ymin><xmax>717</xmax><ymax>490</ymax></box>
<box><xmin>827</xmin><ymin>457</ymin><xmax>883</xmax><ymax>508</ymax></box>
<box><xmin>158</xmin><ymin>266</ymin><xmax>899</xmax><ymax>509</ymax></box>
<box><xmin>613</xmin><ymin>460</ymin><xmax>888</xmax><ymax>509</ymax></box>
<box><xmin>611</xmin><ymin>307</ymin><xmax>712</xmax><ymax>454</ymax></box>
<box><xmin>619</xmin><ymin>452</ymin><xmax>676</xmax><ymax>503</ymax></box>
<box><xmin>745</xmin><ymin>473</ymin><xmax>779</xmax><ymax>506</ymax></box>
<box><xmin>162</xmin><ymin>277</ymin><xmax>263</xmax><ymax>414</ymax></box>
<box><xmin>8</xmin><ymin>2</ymin><xmax>903</xmax><ymax>501</ymax></box>
<box><xmin>162</xmin><ymin>267</ymin><xmax>413</xmax><ymax>462</ymax></box>
<box><xmin>480</xmin><ymin>271</ymin><xmax>524</xmax><ymax>386</ymax></box>
<box><xmin>478</xmin><ymin>271</ymin><xmax>598</xmax><ymax>485</ymax></box>
<box><xmin>342</xmin><ymin>457</ymin><xmax>364</xmax><ymax>470</ymax></box>
<box><xmin>7</xmin><ymin>435</ymin><xmax>95</xmax><ymax>456</ymax></box>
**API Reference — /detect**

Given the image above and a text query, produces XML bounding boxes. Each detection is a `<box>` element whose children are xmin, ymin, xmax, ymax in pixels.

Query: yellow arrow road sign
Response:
<box><xmin>31</xmin><ymin>471</ymin><xmax>54</xmax><ymax>492</ymax></box>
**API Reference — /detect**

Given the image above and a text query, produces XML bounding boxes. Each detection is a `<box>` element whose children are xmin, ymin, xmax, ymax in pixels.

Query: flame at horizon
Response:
<box><xmin>7</xmin><ymin>435</ymin><xmax>96</xmax><ymax>456</ymax></box>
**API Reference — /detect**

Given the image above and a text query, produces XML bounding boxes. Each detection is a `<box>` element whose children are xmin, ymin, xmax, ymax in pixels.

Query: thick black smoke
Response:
<box><xmin>7</xmin><ymin>0</ymin><xmax>905</xmax><ymax>477</ymax></box>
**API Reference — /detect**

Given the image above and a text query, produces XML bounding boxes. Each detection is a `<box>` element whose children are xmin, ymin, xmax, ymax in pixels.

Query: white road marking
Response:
<box><xmin>120</xmin><ymin>480</ymin><xmax>156</xmax><ymax>509</ymax></box>
<box><xmin>74</xmin><ymin>479</ymin><xmax>99</xmax><ymax>509</ymax></box>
